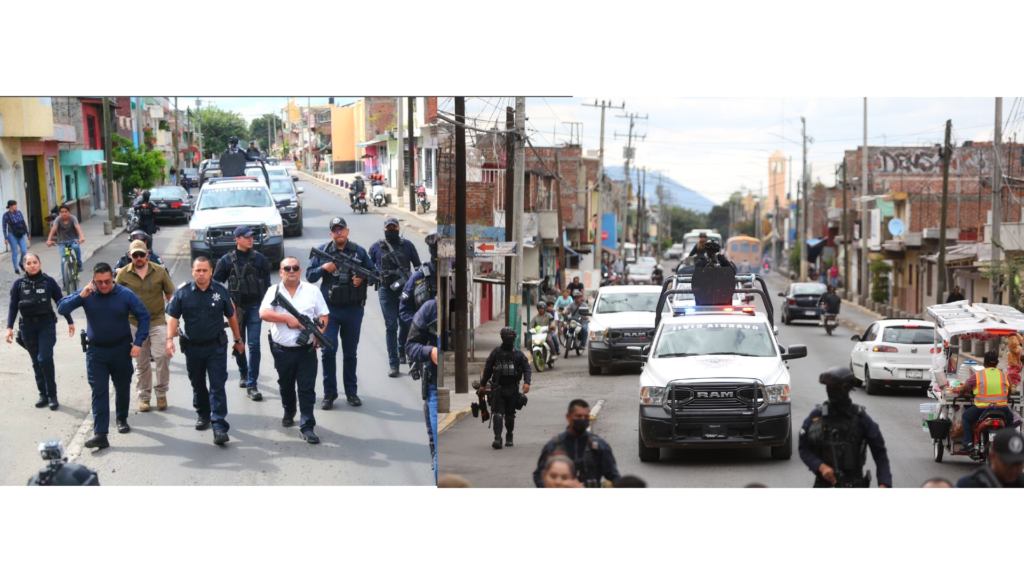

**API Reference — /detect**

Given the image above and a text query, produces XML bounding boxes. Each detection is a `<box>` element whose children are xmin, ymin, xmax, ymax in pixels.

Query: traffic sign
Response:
<box><xmin>601</xmin><ymin>230</ymin><xmax>609</xmax><ymax>241</ymax></box>
<box><xmin>474</xmin><ymin>241</ymin><xmax>518</xmax><ymax>257</ymax></box>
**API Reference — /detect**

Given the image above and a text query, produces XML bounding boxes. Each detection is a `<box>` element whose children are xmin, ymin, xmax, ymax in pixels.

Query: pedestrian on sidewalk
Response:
<box><xmin>480</xmin><ymin>326</ymin><xmax>531</xmax><ymax>450</ymax></box>
<box><xmin>57</xmin><ymin>262</ymin><xmax>151</xmax><ymax>451</ymax></box>
<box><xmin>5</xmin><ymin>252</ymin><xmax>75</xmax><ymax>410</ymax></box>
<box><xmin>829</xmin><ymin>264</ymin><xmax>839</xmax><ymax>288</ymax></box>
<box><xmin>533</xmin><ymin>399</ymin><xmax>620</xmax><ymax>488</ymax></box>
<box><xmin>4</xmin><ymin>200</ymin><xmax>30</xmax><ymax>274</ymax></box>
<box><xmin>45</xmin><ymin>205</ymin><xmax>85</xmax><ymax>272</ymax></box>
<box><xmin>115</xmin><ymin>240</ymin><xmax>175</xmax><ymax>412</ymax></box>
<box><xmin>946</xmin><ymin>285</ymin><xmax>966</xmax><ymax>303</ymax></box>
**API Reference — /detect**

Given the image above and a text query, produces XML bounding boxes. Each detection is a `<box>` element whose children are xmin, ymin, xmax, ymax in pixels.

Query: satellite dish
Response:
<box><xmin>888</xmin><ymin>218</ymin><xmax>905</xmax><ymax>237</ymax></box>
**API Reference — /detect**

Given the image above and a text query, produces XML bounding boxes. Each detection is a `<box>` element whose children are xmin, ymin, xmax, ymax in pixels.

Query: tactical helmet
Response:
<box><xmin>819</xmin><ymin>365</ymin><xmax>857</xmax><ymax>387</ymax></box>
<box><xmin>229</xmin><ymin>136</ymin><xmax>239</xmax><ymax>146</ymax></box>
<box><xmin>516</xmin><ymin>394</ymin><xmax>528</xmax><ymax>410</ymax></box>
<box><xmin>499</xmin><ymin>326</ymin><xmax>516</xmax><ymax>347</ymax></box>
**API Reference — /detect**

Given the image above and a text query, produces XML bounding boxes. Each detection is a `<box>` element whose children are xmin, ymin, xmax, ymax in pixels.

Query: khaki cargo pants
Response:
<box><xmin>130</xmin><ymin>323</ymin><xmax>169</xmax><ymax>402</ymax></box>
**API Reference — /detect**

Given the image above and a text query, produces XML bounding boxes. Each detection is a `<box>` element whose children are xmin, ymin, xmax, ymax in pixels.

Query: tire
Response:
<box><xmin>865</xmin><ymin>367</ymin><xmax>882</xmax><ymax>396</ymax></box>
<box><xmin>771</xmin><ymin>431</ymin><xmax>793</xmax><ymax>460</ymax></box>
<box><xmin>783</xmin><ymin>310</ymin><xmax>791</xmax><ymax>325</ymax></box>
<box><xmin>825</xmin><ymin>322</ymin><xmax>833</xmax><ymax>336</ymax></box>
<box><xmin>533</xmin><ymin>352</ymin><xmax>545</xmax><ymax>373</ymax></box>
<box><xmin>588</xmin><ymin>355</ymin><xmax>601</xmax><ymax>376</ymax></box>
<box><xmin>638</xmin><ymin>431</ymin><xmax>660</xmax><ymax>462</ymax></box>
<box><xmin>576</xmin><ymin>345</ymin><xmax>582</xmax><ymax>357</ymax></box>
<box><xmin>933</xmin><ymin>439</ymin><xmax>944</xmax><ymax>463</ymax></box>
<box><xmin>564</xmin><ymin>337</ymin><xmax>572</xmax><ymax>359</ymax></box>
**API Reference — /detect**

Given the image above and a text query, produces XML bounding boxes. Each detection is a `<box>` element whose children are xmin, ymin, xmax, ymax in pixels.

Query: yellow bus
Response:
<box><xmin>725</xmin><ymin>235</ymin><xmax>763</xmax><ymax>269</ymax></box>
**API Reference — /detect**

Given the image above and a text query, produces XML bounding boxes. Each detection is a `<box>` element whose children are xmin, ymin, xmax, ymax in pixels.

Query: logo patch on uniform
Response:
<box><xmin>212</xmin><ymin>293</ymin><xmax>221</xmax><ymax>302</ymax></box>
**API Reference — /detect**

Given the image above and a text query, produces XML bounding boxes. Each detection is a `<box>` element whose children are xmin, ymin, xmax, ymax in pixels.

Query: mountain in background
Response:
<box><xmin>603</xmin><ymin>166</ymin><xmax>717</xmax><ymax>214</ymax></box>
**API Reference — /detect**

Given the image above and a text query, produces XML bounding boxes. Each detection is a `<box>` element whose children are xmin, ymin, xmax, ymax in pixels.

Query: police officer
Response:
<box><xmin>57</xmin><ymin>262</ymin><xmax>151</xmax><ymax>451</ymax></box>
<box><xmin>307</xmin><ymin>216</ymin><xmax>375</xmax><ymax>408</ymax></box>
<box><xmin>5</xmin><ymin>252</ymin><xmax>75</xmax><ymax>409</ymax></box>
<box><xmin>259</xmin><ymin>256</ymin><xmax>330</xmax><ymax>444</ymax></box>
<box><xmin>132</xmin><ymin>191</ymin><xmax>159</xmax><ymax>236</ymax></box>
<box><xmin>213</xmin><ymin>225</ymin><xmax>272</xmax><ymax>400</ymax></box>
<box><xmin>115</xmin><ymin>230</ymin><xmax>163</xmax><ymax>270</ymax></box>
<box><xmin>400</xmin><ymin>233</ymin><xmax>438</xmax><ymax>380</ymax></box>
<box><xmin>370</xmin><ymin>217</ymin><xmax>421</xmax><ymax>377</ymax></box>
<box><xmin>165</xmin><ymin>257</ymin><xmax>246</xmax><ymax>445</ymax></box>
<box><xmin>480</xmin><ymin>326</ymin><xmax>532</xmax><ymax>450</ymax></box>
<box><xmin>405</xmin><ymin>297</ymin><xmax>438</xmax><ymax>481</ymax></box>
<box><xmin>798</xmin><ymin>365</ymin><xmax>893</xmax><ymax>488</ymax></box>
<box><xmin>956</xmin><ymin>428</ymin><xmax>1024</xmax><ymax>487</ymax></box>
<box><xmin>532</xmin><ymin>399</ymin><xmax>621</xmax><ymax>487</ymax></box>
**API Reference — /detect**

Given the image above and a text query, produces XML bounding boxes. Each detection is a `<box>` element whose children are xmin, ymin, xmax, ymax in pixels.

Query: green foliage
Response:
<box><xmin>789</xmin><ymin>244</ymin><xmax>801</xmax><ymax>271</ymax></box>
<box><xmin>198</xmin><ymin>107</ymin><xmax>250</xmax><ymax>157</ymax></box>
<box><xmin>111</xmin><ymin>134</ymin><xmax>167</xmax><ymax>205</ymax></box>
<box><xmin>983</xmin><ymin>239</ymin><xmax>1024</xmax><ymax>312</ymax></box>
<box><xmin>669</xmin><ymin>206</ymin><xmax>708</xmax><ymax>243</ymax></box>
<box><xmin>733</xmin><ymin>220</ymin><xmax>755</xmax><ymax>236</ymax></box>
<box><xmin>706</xmin><ymin>204</ymin><xmax>729</xmax><ymax>234</ymax></box>
<box><xmin>249</xmin><ymin>114</ymin><xmax>278</xmax><ymax>153</ymax></box>
<box><xmin>824</xmin><ymin>256</ymin><xmax>834</xmax><ymax>269</ymax></box>
<box><xmin>869</xmin><ymin>257</ymin><xmax>893</xmax><ymax>303</ymax></box>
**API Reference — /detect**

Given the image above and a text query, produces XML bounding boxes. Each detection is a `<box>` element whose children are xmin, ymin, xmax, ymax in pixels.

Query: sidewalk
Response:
<box><xmin>297</xmin><ymin>172</ymin><xmax>437</xmax><ymax>235</ymax></box>
<box><xmin>439</xmin><ymin>315</ymin><xmax>517</xmax><ymax>433</ymax></box>
<box><xmin>0</xmin><ymin>214</ymin><xmax>126</xmax><ymax>282</ymax></box>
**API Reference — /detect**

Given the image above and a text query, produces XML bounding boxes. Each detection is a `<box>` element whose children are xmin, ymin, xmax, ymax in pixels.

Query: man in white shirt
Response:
<box><xmin>259</xmin><ymin>256</ymin><xmax>330</xmax><ymax>444</ymax></box>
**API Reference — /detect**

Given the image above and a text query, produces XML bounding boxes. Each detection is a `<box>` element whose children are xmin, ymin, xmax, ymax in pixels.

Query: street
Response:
<box><xmin>438</xmin><ymin>268</ymin><xmax>980</xmax><ymax>487</ymax></box>
<box><xmin>1</xmin><ymin>178</ymin><xmax>435</xmax><ymax>486</ymax></box>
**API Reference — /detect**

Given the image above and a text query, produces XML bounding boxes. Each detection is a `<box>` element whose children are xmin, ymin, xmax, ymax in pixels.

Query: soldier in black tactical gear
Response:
<box><xmin>400</xmin><ymin>233</ymin><xmax>438</xmax><ymax>381</ymax></box>
<box><xmin>533</xmin><ymin>399</ymin><xmax>620</xmax><ymax>487</ymax></box>
<box><xmin>370</xmin><ymin>217</ymin><xmax>421</xmax><ymax>377</ymax></box>
<box><xmin>798</xmin><ymin>365</ymin><xmax>893</xmax><ymax>488</ymax></box>
<box><xmin>480</xmin><ymin>326</ymin><xmax>531</xmax><ymax>449</ymax></box>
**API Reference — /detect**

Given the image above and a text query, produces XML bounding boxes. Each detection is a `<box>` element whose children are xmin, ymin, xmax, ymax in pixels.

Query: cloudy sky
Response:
<box><xmin>440</xmin><ymin>97</ymin><xmax>1020</xmax><ymax>206</ymax></box>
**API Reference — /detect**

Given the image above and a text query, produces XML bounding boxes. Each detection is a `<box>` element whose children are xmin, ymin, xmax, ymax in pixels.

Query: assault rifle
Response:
<box><xmin>309</xmin><ymin>247</ymin><xmax>383</xmax><ymax>289</ymax></box>
<box><xmin>270</xmin><ymin>286</ymin><xmax>334</xmax><ymax>351</ymax></box>
<box><xmin>380</xmin><ymin>240</ymin><xmax>412</xmax><ymax>291</ymax></box>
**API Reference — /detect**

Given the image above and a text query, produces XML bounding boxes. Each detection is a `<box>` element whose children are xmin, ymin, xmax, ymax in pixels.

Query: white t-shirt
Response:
<box><xmin>259</xmin><ymin>281</ymin><xmax>330</xmax><ymax>347</ymax></box>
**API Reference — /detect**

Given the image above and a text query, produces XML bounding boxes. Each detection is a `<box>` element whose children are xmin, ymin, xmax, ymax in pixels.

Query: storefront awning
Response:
<box><xmin>59</xmin><ymin>149</ymin><xmax>105</xmax><ymax>167</ymax></box>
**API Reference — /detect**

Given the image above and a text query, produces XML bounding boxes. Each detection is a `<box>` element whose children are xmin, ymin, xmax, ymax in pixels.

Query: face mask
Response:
<box><xmin>500</xmin><ymin>337</ymin><xmax>515</xmax><ymax>350</ymax></box>
<box><xmin>385</xmin><ymin>230</ymin><xmax>400</xmax><ymax>244</ymax></box>
<box><xmin>826</xmin><ymin>385</ymin><xmax>852</xmax><ymax>409</ymax></box>
<box><xmin>571</xmin><ymin>418</ymin><xmax>589</xmax><ymax>434</ymax></box>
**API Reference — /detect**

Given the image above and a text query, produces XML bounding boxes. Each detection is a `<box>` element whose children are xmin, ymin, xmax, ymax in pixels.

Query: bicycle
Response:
<box><xmin>59</xmin><ymin>240</ymin><xmax>80</xmax><ymax>294</ymax></box>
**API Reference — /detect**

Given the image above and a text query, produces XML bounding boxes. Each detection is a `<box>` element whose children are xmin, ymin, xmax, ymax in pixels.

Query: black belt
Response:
<box><xmin>20</xmin><ymin>314</ymin><xmax>56</xmax><ymax>325</ymax></box>
<box><xmin>90</xmin><ymin>336</ymin><xmax>132</xmax><ymax>348</ymax></box>
<box><xmin>270</xmin><ymin>341</ymin><xmax>314</xmax><ymax>352</ymax></box>
<box><xmin>189</xmin><ymin>338</ymin><xmax>221</xmax><ymax>347</ymax></box>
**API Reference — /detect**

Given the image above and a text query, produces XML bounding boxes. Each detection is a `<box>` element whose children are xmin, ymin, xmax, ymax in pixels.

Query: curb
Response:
<box><xmin>297</xmin><ymin>172</ymin><xmax>436</xmax><ymax>234</ymax></box>
<box><xmin>1</xmin><ymin>225</ymin><xmax>127</xmax><ymax>266</ymax></box>
<box><xmin>438</xmin><ymin>405</ymin><xmax>472</xmax><ymax>435</ymax></box>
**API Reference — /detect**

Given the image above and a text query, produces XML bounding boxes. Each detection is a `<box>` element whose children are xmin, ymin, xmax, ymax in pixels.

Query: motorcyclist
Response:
<box><xmin>651</xmin><ymin>265</ymin><xmax>664</xmax><ymax>286</ymax></box>
<box><xmin>957</xmin><ymin>350</ymin><xmax>1017</xmax><ymax>452</ymax></box>
<box><xmin>349</xmin><ymin>174</ymin><xmax>366</xmax><ymax>208</ymax></box>
<box><xmin>817</xmin><ymin>285</ymin><xmax>842</xmax><ymax>326</ymax></box>
<box><xmin>545</xmin><ymin>301</ymin><xmax>561</xmax><ymax>355</ymax></box>
<box><xmin>132</xmin><ymin>191</ymin><xmax>159</xmax><ymax>236</ymax></box>
<box><xmin>798</xmin><ymin>365</ymin><xmax>892</xmax><ymax>488</ymax></box>
<box><xmin>479</xmin><ymin>326</ymin><xmax>531</xmax><ymax>449</ymax></box>
<box><xmin>563</xmin><ymin>290</ymin><xmax>590</xmax><ymax>349</ymax></box>
<box><xmin>956</xmin><ymin>428</ymin><xmax>1024</xmax><ymax>487</ymax></box>
<box><xmin>529</xmin><ymin>302</ymin><xmax>557</xmax><ymax>364</ymax></box>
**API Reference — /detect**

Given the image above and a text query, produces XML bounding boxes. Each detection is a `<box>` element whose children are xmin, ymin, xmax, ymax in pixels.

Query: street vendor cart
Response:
<box><xmin>923</xmin><ymin>301</ymin><xmax>1024</xmax><ymax>463</ymax></box>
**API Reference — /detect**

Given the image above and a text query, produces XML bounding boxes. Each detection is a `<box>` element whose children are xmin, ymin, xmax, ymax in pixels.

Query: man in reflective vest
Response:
<box><xmin>958</xmin><ymin>350</ymin><xmax>1017</xmax><ymax>451</ymax></box>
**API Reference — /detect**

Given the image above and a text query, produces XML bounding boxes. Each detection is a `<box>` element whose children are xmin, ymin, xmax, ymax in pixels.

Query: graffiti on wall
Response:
<box><xmin>874</xmin><ymin>147</ymin><xmax>991</xmax><ymax>176</ymax></box>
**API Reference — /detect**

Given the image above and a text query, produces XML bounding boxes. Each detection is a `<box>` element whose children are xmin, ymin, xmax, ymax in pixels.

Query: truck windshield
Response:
<box><xmin>597</xmin><ymin>293</ymin><xmax>660</xmax><ymax>313</ymax></box>
<box><xmin>655</xmin><ymin>322</ymin><xmax>775</xmax><ymax>358</ymax></box>
<box><xmin>198</xmin><ymin>186</ymin><xmax>272</xmax><ymax>210</ymax></box>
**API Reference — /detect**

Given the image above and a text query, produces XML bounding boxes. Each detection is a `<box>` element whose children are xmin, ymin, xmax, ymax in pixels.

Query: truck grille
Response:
<box><xmin>206</xmin><ymin>224</ymin><xmax>268</xmax><ymax>247</ymax></box>
<box><xmin>608</xmin><ymin>327</ymin><xmax>654</xmax><ymax>343</ymax></box>
<box><xmin>670</xmin><ymin>384</ymin><xmax>763</xmax><ymax>409</ymax></box>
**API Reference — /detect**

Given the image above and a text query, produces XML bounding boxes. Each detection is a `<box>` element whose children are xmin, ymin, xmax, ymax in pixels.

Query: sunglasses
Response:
<box><xmin>131</xmin><ymin>253</ymin><xmax>147</xmax><ymax>259</ymax></box>
<box><xmin>94</xmin><ymin>279</ymin><xmax>114</xmax><ymax>286</ymax></box>
<box><xmin>282</xmin><ymin>265</ymin><xmax>300</xmax><ymax>272</ymax></box>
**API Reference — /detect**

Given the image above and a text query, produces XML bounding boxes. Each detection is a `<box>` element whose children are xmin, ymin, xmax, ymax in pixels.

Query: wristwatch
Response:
<box><xmin>234</xmin><ymin>338</ymin><xmax>243</xmax><ymax>344</ymax></box>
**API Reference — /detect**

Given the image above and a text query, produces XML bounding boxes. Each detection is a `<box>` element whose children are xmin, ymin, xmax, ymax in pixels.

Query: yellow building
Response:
<box><xmin>768</xmin><ymin>150</ymin><xmax>786</xmax><ymax>211</ymax></box>
<box><xmin>0</xmin><ymin>97</ymin><xmax>67</xmax><ymax>236</ymax></box>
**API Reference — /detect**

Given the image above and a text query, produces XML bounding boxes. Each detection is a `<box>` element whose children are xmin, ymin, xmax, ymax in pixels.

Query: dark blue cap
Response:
<box><xmin>234</xmin><ymin>225</ymin><xmax>254</xmax><ymax>238</ymax></box>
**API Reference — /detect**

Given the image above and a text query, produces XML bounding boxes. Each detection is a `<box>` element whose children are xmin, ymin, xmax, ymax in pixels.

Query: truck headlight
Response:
<box><xmin>288</xmin><ymin>201</ymin><xmax>298</xmax><ymax>208</ymax></box>
<box><xmin>189</xmin><ymin>227</ymin><xmax>206</xmax><ymax>242</ymax></box>
<box><xmin>590</xmin><ymin>328</ymin><xmax>608</xmax><ymax>342</ymax></box>
<box><xmin>765</xmin><ymin>384</ymin><xmax>790</xmax><ymax>404</ymax></box>
<box><xmin>267</xmin><ymin>223</ymin><xmax>284</xmax><ymax>237</ymax></box>
<box><xmin>641</xmin><ymin>386</ymin><xmax>666</xmax><ymax>405</ymax></box>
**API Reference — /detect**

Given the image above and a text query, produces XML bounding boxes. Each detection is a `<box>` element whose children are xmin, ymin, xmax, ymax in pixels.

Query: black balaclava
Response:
<box><xmin>826</xmin><ymin>385</ymin><xmax>853</xmax><ymax>411</ymax></box>
<box><xmin>500</xmin><ymin>327</ymin><xmax>516</xmax><ymax>351</ymax></box>
<box><xmin>385</xmin><ymin>229</ymin><xmax>401</xmax><ymax>244</ymax></box>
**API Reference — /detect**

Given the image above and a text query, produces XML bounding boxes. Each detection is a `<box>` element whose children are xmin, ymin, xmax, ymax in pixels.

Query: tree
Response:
<box><xmin>706</xmin><ymin>204</ymin><xmax>729</xmax><ymax>235</ymax></box>
<box><xmin>734</xmin><ymin>220</ymin><xmax>755</xmax><ymax>236</ymax></box>
<box><xmin>249</xmin><ymin>114</ymin><xmax>278</xmax><ymax>153</ymax></box>
<box><xmin>789</xmin><ymin>243</ymin><xmax>801</xmax><ymax>272</ymax></box>
<box><xmin>111</xmin><ymin>134</ymin><xmax>167</xmax><ymax>206</ymax></box>
<box><xmin>869</xmin><ymin>257</ymin><xmax>893</xmax><ymax>304</ymax></box>
<box><xmin>669</xmin><ymin>206</ymin><xmax>708</xmax><ymax>243</ymax></box>
<box><xmin>198</xmin><ymin>107</ymin><xmax>250</xmax><ymax>157</ymax></box>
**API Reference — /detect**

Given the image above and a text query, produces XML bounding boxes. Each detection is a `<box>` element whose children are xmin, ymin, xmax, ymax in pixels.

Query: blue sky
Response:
<box><xmin>442</xmin><ymin>97</ymin><xmax>1019</xmax><ymax>206</ymax></box>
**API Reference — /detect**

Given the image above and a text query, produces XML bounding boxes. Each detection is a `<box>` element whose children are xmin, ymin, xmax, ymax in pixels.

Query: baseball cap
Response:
<box><xmin>992</xmin><ymin>429</ymin><xmax>1024</xmax><ymax>464</ymax></box>
<box><xmin>384</xmin><ymin>217</ymin><xmax>400</xmax><ymax>228</ymax></box>
<box><xmin>699</xmin><ymin>232</ymin><xmax>707</xmax><ymax>238</ymax></box>
<box><xmin>329</xmin><ymin>217</ymin><xmax>348</xmax><ymax>230</ymax></box>
<box><xmin>129</xmin><ymin>240</ymin><xmax>148</xmax><ymax>256</ymax></box>
<box><xmin>234</xmin><ymin>225</ymin><xmax>253</xmax><ymax>238</ymax></box>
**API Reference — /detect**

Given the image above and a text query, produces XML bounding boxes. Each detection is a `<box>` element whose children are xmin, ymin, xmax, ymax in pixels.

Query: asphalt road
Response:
<box><xmin>1</xmin><ymin>178</ymin><xmax>435</xmax><ymax>485</ymax></box>
<box><xmin>438</xmin><ymin>268</ymin><xmax>980</xmax><ymax>487</ymax></box>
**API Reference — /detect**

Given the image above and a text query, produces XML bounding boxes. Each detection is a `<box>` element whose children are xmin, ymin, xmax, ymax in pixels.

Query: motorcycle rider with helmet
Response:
<box><xmin>349</xmin><ymin>174</ymin><xmax>366</xmax><ymax>209</ymax></box>
<box><xmin>479</xmin><ymin>326</ymin><xmax>531</xmax><ymax>450</ymax></box>
<box><xmin>957</xmin><ymin>350</ymin><xmax>1017</xmax><ymax>452</ymax></box>
<box><xmin>528</xmin><ymin>302</ymin><xmax>557</xmax><ymax>365</ymax></box>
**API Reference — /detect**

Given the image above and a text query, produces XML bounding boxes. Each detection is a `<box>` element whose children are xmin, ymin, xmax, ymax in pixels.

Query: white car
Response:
<box><xmin>245</xmin><ymin>165</ymin><xmax>291</xmax><ymax>184</ymax></box>
<box><xmin>636</xmin><ymin>305</ymin><xmax>807</xmax><ymax>462</ymax></box>
<box><xmin>587</xmin><ymin>285</ymin><xmax>663</xmax><ymax>375</ymax></box>
<box><xmin>189</xmin><ymin>177</ymin><xmax>285</xmax><ymax>267</ymax></box>
<box><xmin>850</xmin><ymin>319</ymin><xmax>936</xmax><ymax>395</ymax></box>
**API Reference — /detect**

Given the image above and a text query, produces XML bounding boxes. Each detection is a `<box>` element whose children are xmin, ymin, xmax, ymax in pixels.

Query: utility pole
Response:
<box><xmin>581</xmin><ymin>100</ymin><xmax>623</xmax><ymax>270</ymax></box>
<box><xmin>504</xmin><ymin>106</ymin><xmax>515</xmax><ymax>323</ymax></box>
<box><xmin>555</xmin><ymin>148</ymin><xmax>565</xmax><ymax>281</ymax></box>
<box><xmin>511</xmin><ymin>97</ymin><xmax>526</xmax><ymax>346</ymax></box>
<box><xmin>563</xmin><ymin>122</ymin><xmax>583</xmax><ymax>146</ymax></box>
<box><xmin>991</xmin><ymin>97</ymin><xmax>1004</xmax><ymax>314</ymax></box>
<box><xmin>409</xmin><ymin>96</ymin><xmax>417</xmax><ymax>210</ymax></box>
<box><xmin>454</xmin><ymin>97</ymin><xmax>468</xmax><ymax>395</ymax></box>
<box><xmin>800</xmin><ymin>117</ymin><xmax>809</xmax><ymax>282</ymax></box>
<box><xmin>195</xmin><ymin>98</ymin><xmax>204</xmax><ymax>160</ymax></box>
<box><xmin>173</xmin><ymin>97</ymin><xmax>180</xmax><ymax>186</ymax></box>
<box><xmin>842</xmin><ymin>158</ymin><xmax>850</xmax><ymax>298</ymax></box>
<box><xmin>860</xmin><ymin>98</ymin><xmax>870</xmax><ymax>305</ymax></box>
<box><xmin>616</xmin><ymin>111</ymin><xmax>647</xmax><ymax>250</ymax></box>
<box><xmin>938</xmin><ymin>119</ymin><xmax>952</xmax><ymax>305</ymax></box>
<box><xmin>397</xmin><ymin>98</ymin><xmax>404</xmax><ymax>207</ymax></box>
<box><xmin>102</xmin><ymin>97</ymin><xmax>115</xmax><ymax>226</ymax></box>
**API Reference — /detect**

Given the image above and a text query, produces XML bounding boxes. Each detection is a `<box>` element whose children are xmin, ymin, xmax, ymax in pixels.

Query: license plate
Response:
<box><xmin>158</xmin><ymin>202</ymin><xmax>167</xmax><ymax>207</ymax></box>
<box><xmin>702</xmin><ymin>424</ymin><xmax>728</xmax><ymax>439</ymax></box>
<box><xmin>907</xmin><ymin>369</ymin><xmax>923</xmax><ymax>379</ymax></box>
<box><xmin>804</xmin><ymin>310</ymin><xmax>815</xmax><ymax>316</ymax></box>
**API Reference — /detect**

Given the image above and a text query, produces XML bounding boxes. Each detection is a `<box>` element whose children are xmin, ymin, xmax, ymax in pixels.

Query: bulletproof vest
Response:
<box><xmin>325</xmin><ymin>242</ymin><xmax>368</xmax><ymax>306</ymax></box>
<box><xmin>380</xmin><ymin>239</ymin><xmax>410</xmax><ymax>278</ymax></box>
<box><xmin>227</xmin><ymin>251</ymin><xmax>266</xmax><ymax>306</ymax></box>
<box><xmin>494</xmin><ymin>349</ymin><xmax>522</xmax><ymax>386</ymax></box>
<box><xmin>413</xmin><ymin>266</ymin><xmax>437</xmax><ymax>310</ymax></box>
<box><xmin>137</xmin><ymin>201</ymin><xmax>155</xmax><ymax>220</ymax></box>
<box><xmin>553</xmin><ymin>433</ymin><xmax>602</xmax><ymax>485</ymax></box>
<box><xmin>18</xmin><ymin>275</ymin><xmax>54</xmax><ymax>318</ymax></box>
<box><xmin>808</xmin><ymin>402</ymin><xmax>868</xmax><ymax>475</ymax></box>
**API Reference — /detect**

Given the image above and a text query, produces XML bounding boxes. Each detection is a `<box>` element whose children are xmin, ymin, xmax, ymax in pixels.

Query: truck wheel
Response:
<box><xmin>638</xmin><ymin>432</ymin><xmax>660</xmax><ymax>462</ymax></box>
<box><xmin>770</xmin><ymin>431</ymin><xmax>793</xmax><ymax>460</ymax></box>
<box><xmin>933</xmin><ymin>439</ymin><xmax>944</xmax><ymax>463</ymax></box>
<box><xmin>588</xmin><ymin>355</ymin><xmax>601</xmax><ymax>376</ymax></box>
<box><xmin>865</xmin><ymin>367</ymin><xmax>882</xmax><ymax>396</ymax></box>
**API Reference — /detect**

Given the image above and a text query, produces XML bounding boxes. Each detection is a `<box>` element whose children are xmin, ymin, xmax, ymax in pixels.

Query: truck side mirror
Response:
<box><xmin>626</xmin><ymin>345</ymin><xmax>649</xmax><ymax>362</ymax></box>
<box><xmin>781</xmin><ymin>344</ymin><xmax>807</xmax><ymax>361</ymax></box>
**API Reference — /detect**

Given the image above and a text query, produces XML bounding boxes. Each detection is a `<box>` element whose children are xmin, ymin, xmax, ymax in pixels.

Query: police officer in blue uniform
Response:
<box><xmin>57</xmin><ymin>262</ymin><xmax>151</xmax><ymax>450</ymax></box>
<box><xmin>213</xmin><ymin>225</ymin><xmax>272</xmax><ymax>401</ymax></box>
<box><xmin>406</xmin><ymin>298</ymin><xmax>438</xmax><ymax>481</ymax></box>
<box><xmin>6</xmin><ymin>252</ymin><xmax>75</xmax><ymax>409</ymax></box>
<box><xmin>370</xmin><ymin>217</ymin><xmax>421</xmax><ymax>378</ymax></box>
<box><xmin>798</xmin><ymin>365</ymin><xmax>892</xmax><ymax>488</ymax></box>
<box><xmin>307</xmin><ymin>216</ymin><xmax>375</xmax><ymax>408</ymax></box>
<box><xmin>400</xmin><ymin>233</ymin><xmax>437</xmax><ymax>381</ymax></box>
<box><xmin>165</xmin><ymin>257</ymin><xmax>246</xmax><ymax>445</ymax></box>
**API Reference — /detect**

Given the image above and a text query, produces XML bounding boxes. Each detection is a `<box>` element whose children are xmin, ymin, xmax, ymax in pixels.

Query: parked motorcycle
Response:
<box><xmin>371</xmin><ymin>181</ymin><xmax>387</xmax><ymax>207</ymax></box>
<box><xmin>416</xmin><ymin>182</ymin><xmax>430</xmax><ymax>212</ymax></box>
<box><xmin>526</xmin><ymin>324</ymin><xmax>555</xmax><ymax>372</ymax></box>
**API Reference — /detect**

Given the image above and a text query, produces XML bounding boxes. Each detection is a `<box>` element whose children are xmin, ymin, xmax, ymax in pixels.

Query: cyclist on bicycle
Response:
<box><xmin>45</xmin><ymin>204</ymin><xmax>85</xmax><ymax>272</ymax></box>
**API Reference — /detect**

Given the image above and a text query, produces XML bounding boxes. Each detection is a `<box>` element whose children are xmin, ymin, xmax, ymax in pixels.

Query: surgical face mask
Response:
<box><xmin>571</xmin><ymin>418</ymin><xmax>590</xmax><ymax>434</ymax></box>
<box><xmin>385</xmin><ymin>229</ymin><xmax>400</xmax><ymax>244</ymax></box>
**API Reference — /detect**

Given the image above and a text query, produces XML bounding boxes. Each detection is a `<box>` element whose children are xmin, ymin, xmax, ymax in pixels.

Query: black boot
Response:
<box><xmin>322</xmin><ymin>394</ymin><xmax>338</xmax><ymax>410</ymax></box>
<box><xmin>247</xmin><ymin>386</ymin><xmax>263</xmax><ymax>401</ymax></box>
<box><xmin>84</xmin><ymin>434</ymin><xmax>109</xmax><ymax>450</ymax></box>
<box><xmin>35</xmin><ymin>395</ymin><xmax>48</xmax><ymax>408</ymax></box>
<box><xmin>492</xmin><ymin>438</ymin><xmax>503</xmax><ymax>449</ymax></box>
<box><xmin>505</xmin><ymin>433</ymin><xmax>514</xmax><ymax>447</ymax></box>
<box><xmin>48</xmin><ymin>397</ymin><xmax>59</xmax><ymax>410</ymax></box>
